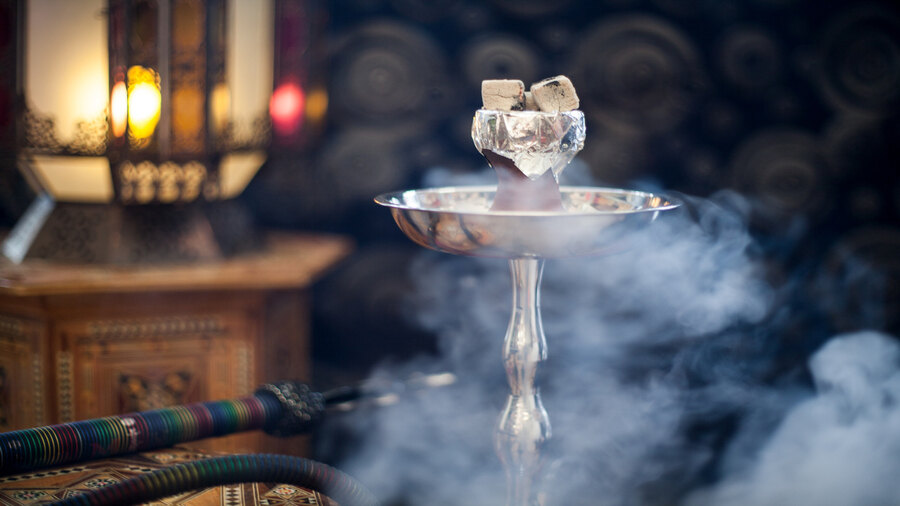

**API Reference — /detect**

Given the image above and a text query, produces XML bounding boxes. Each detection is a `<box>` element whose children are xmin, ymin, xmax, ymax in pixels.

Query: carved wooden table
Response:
<box><xmin>0</xmin><ymin>233</ymin><xmax>352</xmax><ymax>456</ymax></box>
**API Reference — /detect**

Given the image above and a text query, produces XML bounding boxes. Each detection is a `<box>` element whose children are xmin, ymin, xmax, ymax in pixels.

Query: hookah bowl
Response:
<box><xmin>376</xmin><ymin>108</ymin><xmax>680</xmax><ymax>506</ymax></box>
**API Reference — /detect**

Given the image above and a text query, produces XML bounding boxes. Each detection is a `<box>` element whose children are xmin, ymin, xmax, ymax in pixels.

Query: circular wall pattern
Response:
<box><xmin>728</xmin><ymin>128</ymin><xmax>829</xmax><ymax>219</ymax></box>
<box><xmin>571</xmin><ymin>15</ymin><xmax>706</xmax><ymax>134</ymax></box>
<box><xmin>817</xmin><ymin>5</ymin><xmax>900</xmax><ymax>113</ymax></box>
<box><xmin>329</xmin><ymin>20</ymin><xmax>456</xmax><ymax>127</ymax></box>
<box><xmin>717</xmin><ymin>26</ymin><xmax>783</xmax><ymax>94</ymax></box>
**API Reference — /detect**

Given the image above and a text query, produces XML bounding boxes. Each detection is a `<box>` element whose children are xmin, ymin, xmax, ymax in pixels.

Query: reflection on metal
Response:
<box><xmin>326</xmin><ymin>372</ymin><xmax>458</xmax><ymax>412</ymax></box>
<box><xmin>496</xmin><ymin>257</ymin><xmax>550</xmax><ymax>506</ymax></box>
<box><xmin>376</xmin><ymin>186</ymin><xmax>679</xmax><ymax>258</ymax></box>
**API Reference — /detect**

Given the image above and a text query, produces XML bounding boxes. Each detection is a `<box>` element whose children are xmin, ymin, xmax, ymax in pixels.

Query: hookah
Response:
<box><xmin>376</xmin><ymin>78</ymin><xmax>680</xmax><ymax>506</ymax></box>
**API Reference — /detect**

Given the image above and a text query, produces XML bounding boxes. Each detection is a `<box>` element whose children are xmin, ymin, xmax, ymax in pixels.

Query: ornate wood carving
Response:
<box><xmin>87</xmin><ymin>315</ymin><xmax>225</xmax><ymax>340</ymax></box>
<box><xmin>0</xmin><ymin>315</ymin><xmax>46</xmax><ymax>429</ymax></box>
<box><xmin>0</xmin><ymin>365</ymin><xmax>7</xmax><ymax>428</ymax></box>
<box><xmin>56</xmin><ymin>351</ymin><xmax>74</xmax><ymax>422</ymax></box>
<box><xmin>118</xmin><ymin>370</ymin><xmax>195</xmax><ymax>412</ymax></box>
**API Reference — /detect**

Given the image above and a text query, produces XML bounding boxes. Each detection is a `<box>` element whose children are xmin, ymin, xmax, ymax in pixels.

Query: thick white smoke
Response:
<box><xmin>689</xmin><ymin>331</ymin><xmax>900</xmax><ymax>506</ymax></box>
<box><xmin>326</xmin><ymin>165</ymin><xmax>900</xmax><ymax>505</ymax></box>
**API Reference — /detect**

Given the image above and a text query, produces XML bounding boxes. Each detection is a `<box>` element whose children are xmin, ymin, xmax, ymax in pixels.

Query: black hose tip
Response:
<box><xmin>256</xmin><ymin>381</ymin><xmax>326</xmax><ymax>437</ymax></box>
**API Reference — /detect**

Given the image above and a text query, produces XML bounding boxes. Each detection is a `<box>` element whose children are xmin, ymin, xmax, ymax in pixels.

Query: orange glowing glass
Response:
<box><xmin>126</xmin><ymin>65</ymin><xmax>161</xmax><ymax>141</ymax></box>
<box><xmin>110</xmin><ymin>81</ymin><xmax>128</xmax><ymax>138</ymax></box>
<box><xmin>304</xmin><ymin>87</ymin><xmax>328</xmax><ymax>123</ymax></box>
<box><xmin>210</xmin><ymin>83</ymin><xmax>231</xmax><ymax>135</ymax></box>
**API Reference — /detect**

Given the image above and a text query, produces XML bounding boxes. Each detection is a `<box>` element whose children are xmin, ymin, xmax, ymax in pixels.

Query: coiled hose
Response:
<box><xmin>0</xmin><ymin>381</ymin><xmax>322</xmax><ymax>476</ymax></box>
<box><xmin>48</xmin><ymin>453</ymin><xmax>377</xmax><ymax>506</ymax></box>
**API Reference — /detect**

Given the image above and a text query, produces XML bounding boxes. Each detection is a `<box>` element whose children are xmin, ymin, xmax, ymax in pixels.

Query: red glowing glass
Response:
<box><xmin>269</xmin><ymin>82</ymin><xmax>305</xmax><ymax>137</ymax></box>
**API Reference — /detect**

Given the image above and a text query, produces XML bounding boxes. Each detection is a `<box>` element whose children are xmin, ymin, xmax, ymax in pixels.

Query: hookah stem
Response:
<box><xmin>497</xmin><ymin>257</ymin><xmax>551</xmax><ymax>506</ymax></box>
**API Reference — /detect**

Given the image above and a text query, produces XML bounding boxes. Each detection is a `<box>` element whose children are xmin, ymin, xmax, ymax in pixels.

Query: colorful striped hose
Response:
<box><xmin>0</xmin><ymin>381</ymin><xmax>324</xmax><ymax>475</ymax></box>
<box><xmin>48</xmin><ymin>454</ymin><xmax>378</xmax><ymax>506</ymax></box>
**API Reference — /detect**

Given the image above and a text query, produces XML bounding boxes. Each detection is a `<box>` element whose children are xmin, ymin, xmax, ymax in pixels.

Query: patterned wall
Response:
<box><xmin>246</xmin><ymin>0</ymin><xmax>900</xmax><ymax>371</ymax></box>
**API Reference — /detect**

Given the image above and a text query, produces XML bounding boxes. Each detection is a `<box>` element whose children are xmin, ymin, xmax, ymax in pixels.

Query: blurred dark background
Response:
<box><xmin>239</xmin><ymin>0</ymin><xmax>900</xmax><ymax>384</ymax></box>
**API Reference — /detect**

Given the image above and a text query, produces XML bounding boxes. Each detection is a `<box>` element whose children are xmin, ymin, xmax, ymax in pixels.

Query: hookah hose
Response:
<box><xmin>0</xmin><ymin>374</ymin><xmax>454</xmax><ymax>503</ymax></box>
<box><xmin>0</xmin><ymin>381</ymin><xmax>324</xmax><ymax>475</ymax></box>
<box><xmin>48</xmin><ymin>453</ymin><xmax>377</xmax><ymax>506</ymax></box>
<box><xmin>0</xmin><ymin>374</ymin><xmax>455</xmax><ymax>475</ymax></box>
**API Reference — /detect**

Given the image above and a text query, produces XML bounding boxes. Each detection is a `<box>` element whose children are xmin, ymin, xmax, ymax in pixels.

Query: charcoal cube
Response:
<box><xmin>531</xmin><ymin>75</ymin><xmax>579</xmax><ymax>112</ymax></box>
<box><xmin>481</xmin><ymin>79</ymin><xmax>526</xmax><ymax>111</ymax></box>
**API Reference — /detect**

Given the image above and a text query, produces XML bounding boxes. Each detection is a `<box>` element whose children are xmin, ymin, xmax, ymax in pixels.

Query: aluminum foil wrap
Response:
<box><xmin>471</xmin><ymin>109</ymin><xmax>586</xmax><ymax>180</ymax></box>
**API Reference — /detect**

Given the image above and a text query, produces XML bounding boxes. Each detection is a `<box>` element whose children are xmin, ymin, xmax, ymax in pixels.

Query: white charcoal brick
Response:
<box><xmin>524</xmin><ymin>91</ymin><xmax>538</xmax><ymax>111</ymax></box>
<box><xmin>481</xmin><ymin>79</ymin><xmax>526</xmax><ymax>111</ymax></box>
<box><xmin>531</xmin><ymin>75</ymin><xmax>579</xmax><ymax>112</ymax></box>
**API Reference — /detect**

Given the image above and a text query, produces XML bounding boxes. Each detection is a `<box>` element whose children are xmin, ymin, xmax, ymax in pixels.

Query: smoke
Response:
<box><xmin>323</xmin><ymin>165</ymin><xmax>900</xmax><ymax>505</ymax></box>
<box><xmin>688</xmin><ymin>332</ymin><xmax>900</xmax><ymax>506</ymax></box>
